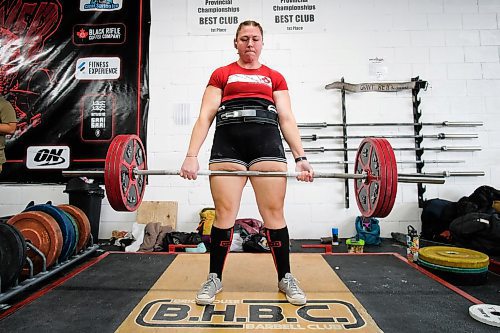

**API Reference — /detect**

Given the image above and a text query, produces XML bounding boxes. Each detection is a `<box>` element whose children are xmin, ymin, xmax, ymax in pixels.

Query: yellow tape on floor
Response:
<box><xmin>116</xmin><ymin>253</ymin><xmax>382</xmax><ymax>332</ymax></box>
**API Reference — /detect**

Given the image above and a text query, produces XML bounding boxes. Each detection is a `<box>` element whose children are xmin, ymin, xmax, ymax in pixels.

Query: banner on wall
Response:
<box><xmin>0</xmin><ymin>0</ymin><xmax>151</xmax><ymax>183</ymax></box>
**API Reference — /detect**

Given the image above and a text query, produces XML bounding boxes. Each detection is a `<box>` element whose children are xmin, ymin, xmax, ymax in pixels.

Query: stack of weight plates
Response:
<box><xmin>417</xmin><ymin>246</ymin><xmax>490</xmax><ymax>286</ymax></box>
<box><xmin>57</xmin><ymin>204</ymin><xmax>92</xmax><ymax>253</ymax></box>
<box><xmin>0</xmin><ymin>222</ymin><xmax>27</xmax><ymax>292</ymax></box>
<box><xmin>6</xmin><ymin>203</ymin><xmax>92</xmax><ymax>279</ymax></box>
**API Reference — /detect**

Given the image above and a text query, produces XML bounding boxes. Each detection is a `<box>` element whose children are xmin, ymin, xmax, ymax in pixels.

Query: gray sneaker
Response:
<box><xmin>196</xmin><ymin>273</ymin><xmax>222</xmax><ymax>305</ymax></box>
<box><xmin>278</xmin><ymin>273</ymin><xmax>307</xmax><ymax>305</ymax></box>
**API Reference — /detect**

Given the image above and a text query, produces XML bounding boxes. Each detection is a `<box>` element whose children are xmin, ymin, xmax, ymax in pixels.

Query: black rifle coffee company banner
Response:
<box><xmin>0</xmin><ymin>0</ymin><xmax>150</xmax><ymax>183</ymax></box>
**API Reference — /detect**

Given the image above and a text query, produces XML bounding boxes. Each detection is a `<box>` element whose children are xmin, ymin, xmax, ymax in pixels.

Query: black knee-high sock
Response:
<box><xmin>266</xmin><ymin>226</ymin><xmax>291</xmax><ymax>281</ymax></box>
<box><xmin>209</xmin><ymin>226</ymin><xmax>233</xmax><ymax>280</ymax></box>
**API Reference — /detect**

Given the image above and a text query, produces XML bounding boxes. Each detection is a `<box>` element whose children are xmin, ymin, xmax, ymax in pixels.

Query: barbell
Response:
<box><xmin>62</xmin><ymin>135</ymin><xmax>447</xmax><ymax>218</ymax></box>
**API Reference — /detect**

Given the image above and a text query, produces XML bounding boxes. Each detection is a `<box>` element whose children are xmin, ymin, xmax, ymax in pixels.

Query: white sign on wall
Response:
<box><xmin>263</xmin><ymin>0</ymin><xmax>324</xmax><ymax>34</ymax></box>
<box><xmin>187</xmin><ymin>0</ymin><xmax>257</xmax><ymax>35</ymax></box>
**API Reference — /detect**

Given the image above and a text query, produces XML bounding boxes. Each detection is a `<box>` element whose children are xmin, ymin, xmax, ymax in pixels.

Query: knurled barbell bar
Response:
<box><xmin>62</xmin><ymin>135</ymin><xmax>446</xmax><ymax>218</ymax></box>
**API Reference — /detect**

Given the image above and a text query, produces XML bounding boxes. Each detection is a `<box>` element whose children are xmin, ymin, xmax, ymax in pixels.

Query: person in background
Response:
<box><xmin>180</xmin><ymin>20</ymin><xmax>313</xmax><ymax>306</ymax></box>
<box><xmin>0</xmin><ymin>96</ymin><xmax>16</xmax><ymax>174</ymax></box>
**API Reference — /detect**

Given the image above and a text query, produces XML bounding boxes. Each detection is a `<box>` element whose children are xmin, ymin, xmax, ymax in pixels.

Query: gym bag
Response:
<box><xmin>355</xmin><ymin>216</ymin><xmax>381</xmax><ymax>245</ymax></box>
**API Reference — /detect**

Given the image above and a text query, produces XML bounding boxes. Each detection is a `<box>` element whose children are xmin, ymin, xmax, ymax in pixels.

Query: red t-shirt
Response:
<box><xmin>208</xmin><ymin>62</ymin><xmax>288</xmax><ymax>103</ymax></box>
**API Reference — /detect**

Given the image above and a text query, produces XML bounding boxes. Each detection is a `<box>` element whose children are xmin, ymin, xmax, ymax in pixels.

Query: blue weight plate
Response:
<box><xmin>24</xmin><ymin>204</ymin><xmax>76</xmax><ymax>262</ymax></box>
<box><xmin>60</xmin><ymin>210</ymin><xmax>79</xmax><ymax>257</ymax></box>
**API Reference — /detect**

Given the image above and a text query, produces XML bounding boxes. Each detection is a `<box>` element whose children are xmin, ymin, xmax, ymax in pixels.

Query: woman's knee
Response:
<box><xmin>213</xmin><ymin>206</ymin><xmax>238</xmax><ymax>228</ymax></box>
<box><xmin>259</xmin><ymin>205</ymin><xmax>285</xmax><ymax>221</ymax></box>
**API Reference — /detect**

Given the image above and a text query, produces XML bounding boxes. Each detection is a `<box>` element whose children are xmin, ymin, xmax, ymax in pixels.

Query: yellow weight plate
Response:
<box><xmin>418</xmin><ymin>246</ymin><xmax>489</xmax><ymax>269</ymax></box>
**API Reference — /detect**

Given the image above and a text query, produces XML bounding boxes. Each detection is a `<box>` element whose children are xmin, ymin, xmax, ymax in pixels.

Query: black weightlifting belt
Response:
<box><xmin>216</xmin><ymin>105</ymin><xmax>279</xmax><ymax>127</ymax></box>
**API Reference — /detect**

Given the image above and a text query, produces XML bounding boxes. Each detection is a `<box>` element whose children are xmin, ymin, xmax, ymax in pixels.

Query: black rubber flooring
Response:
<box><xmin>324</xmin><ymin>254</ymin><xmax>499</xmax><ymax>333</ymax></box>
<box><xmin>0</xmin><ymin>253</ymin><xmax>175</xmax><ymax>332</ymax></box>
<box><xmin>1</xmin><ymin>251</ymin><xmax>498</xmax><ymax>332</ymax></box>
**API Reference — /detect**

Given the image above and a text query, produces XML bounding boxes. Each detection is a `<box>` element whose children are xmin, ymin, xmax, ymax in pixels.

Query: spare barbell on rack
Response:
<box><xmin>62</xmin><ymin>135</ymin><xmax>447</xmax><ymax>218</ymax></box>
<box><xmin>296</xmin><ymin>121</ymin><xmax>484</xmax><ymax>128</ymax></box>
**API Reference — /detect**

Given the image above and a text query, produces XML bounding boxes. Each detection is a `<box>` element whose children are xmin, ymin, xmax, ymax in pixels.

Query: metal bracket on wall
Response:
<box><xmin>411</xmin><ymin>76</ymin><xmax>428</xmax><ymax>208</ymax></box>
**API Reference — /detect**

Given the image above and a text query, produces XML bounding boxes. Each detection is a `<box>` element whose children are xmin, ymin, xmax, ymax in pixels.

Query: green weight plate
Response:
<box><xmin>60</xmin><ymin>210</ymin><xmax>79</xmax><ymax>257</ymax></box>
<box><xmin>417</xmin><ymin>257</ymin><xmax>489</xmax><ymax>274</ymax></box>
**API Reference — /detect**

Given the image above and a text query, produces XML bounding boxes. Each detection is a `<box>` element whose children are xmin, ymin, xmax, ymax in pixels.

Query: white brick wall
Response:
<box><xmin>2</xmin><ymin>0</ymin><xmax>499</xmax><ymax>241</ymax></box>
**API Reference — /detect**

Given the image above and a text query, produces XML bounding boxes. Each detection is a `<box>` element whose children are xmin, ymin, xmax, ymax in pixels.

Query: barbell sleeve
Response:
<box><xmin>397</xmin><ymin>176</ymin><xmax>445</xmax><ymax>184</ymax></box>
<box><xmin>440</xmin><ymin>121</ymin><xmax>483</xmax><ymax>127</ymax></box>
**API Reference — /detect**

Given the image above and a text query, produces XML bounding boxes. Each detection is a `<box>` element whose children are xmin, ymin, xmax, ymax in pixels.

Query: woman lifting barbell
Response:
<box><xmin>180</xmin><ymin>20</ymin><xmax>314</xmax><ymax>306</ymax></box>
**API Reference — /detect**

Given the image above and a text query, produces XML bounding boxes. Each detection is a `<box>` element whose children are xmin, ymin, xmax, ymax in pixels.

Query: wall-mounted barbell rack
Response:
<box><xmin>297</xmin><ymin>77</ymin><xmax>484</xmax><ymax>208</ymax></box>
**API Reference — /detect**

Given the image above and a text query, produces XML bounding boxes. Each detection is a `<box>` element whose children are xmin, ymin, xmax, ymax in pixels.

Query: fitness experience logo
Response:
<box><xmin>135</xmin><ymin>299</ymin><xmax>367</xmax><ymax>330</ymax></box>
<box><xmin>26</xmin><ymin>146</ymin><xmax>70</xmax><ymax>169</ymax></box>
<box><xmin>75</xmin><ymin>57</ymin><xmax>121</xmax><ymax>80</ymax></box>
<box><xmin>73</xmin><ymin>24</ymin><xmax>126</xmax><ymax>45</ymax></box>
<box><xmin>80</xmin><ymin>0</ymin><xmax>123</xmax><ymax>11</ymax></box>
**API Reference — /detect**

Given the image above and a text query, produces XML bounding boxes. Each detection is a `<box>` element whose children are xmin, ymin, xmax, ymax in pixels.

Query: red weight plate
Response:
<box><xmin>7</xmin><ymin>211</ymin><xmax>63</xmax><ymax>274</ymax></box>
<box><xmin>124</xmin><ymin>135</ymin><xmax>147</xmax><ymax>211</ymax></box>
<box><xmin>366</xmin><ymin>138</ymin><xmax>389</xmax><ymax>218</ymax></box>
<box><xmin>111</xmin><ymin>137</ymin><xmax>130</xmax><ymax>210</ymax></box>
<box><xmin>375</xmin><ymin>138</ymin><xmax>396</xmax><ymax>218</ymax></box>
<box><xmin>116</xmin><ymin>135</ymin><xmax>147</xmax><ymax>211</ymax></box>
<box><xmin>354</xmin><ymin>138</ymin><xmax>387</xmax><ymax>217</ymax></box>
<box><xmin>107</xmin><ymin>135</ymin><xmax>132</xmax><ymax>210</ymax></box>
<box><xmin>370</xmin><ymin>138</ymin><xmax>392</xmax><ymax>217</ymax></box>
<box><xmin>354</xmin><ymin>138</ymin><xmax>374</xmax><ymax>216</ymax></box>
<box><xmin>105</xmin><ymin>135</ymin><xmax>130</xmax><ymax>211</ymax></box>
<box><xmin>369</xmin><ymin>138</ymin><xmax>395</xmax><ymax>218</ymax></box>
<box><xmin>105</xmin><ymin>135</ymin><xmax>126</xmax><ymax>210</ymax></box>
<box><xmin>377</xmin><ymin>138</ymin><xmax>398</xmax><ymax>217</ymax></box>
<box><xmin>58</xmin><ymin>204</ymin><xmax>91</xmax><ymax>252</ymax></box>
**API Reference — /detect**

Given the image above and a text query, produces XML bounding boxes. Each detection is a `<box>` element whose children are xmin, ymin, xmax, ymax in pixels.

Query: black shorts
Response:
<box><xmin>209</xmin><ymin>122</ymin><xmax>287</xmax><ymax>168</ymax></box>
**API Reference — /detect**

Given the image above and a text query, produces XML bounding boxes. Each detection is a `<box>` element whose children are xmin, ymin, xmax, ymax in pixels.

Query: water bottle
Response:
<box><xmin>406</xmin><ymin>225</ymin><xmax>419</xmax><ymax>262</ymax></box>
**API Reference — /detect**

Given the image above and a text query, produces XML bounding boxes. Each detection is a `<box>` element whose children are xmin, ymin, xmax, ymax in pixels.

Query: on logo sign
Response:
<box><xmin>27</xmin><ymin>146</ymin><xmax>70</xmax><ymax>169</ymax></box>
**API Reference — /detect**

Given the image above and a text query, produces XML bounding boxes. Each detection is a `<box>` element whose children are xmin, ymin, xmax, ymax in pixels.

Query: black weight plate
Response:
<box><xmin>9</xmin><ymin>222</ymin><xmax>27</xmax><ymax>285</ymax></box>
<box><xmin>0</xmin><ymin>223</ymin><xmax>25</xmax><ymax>291</ymax></box>
<box><xmin>24</xmin><ymin>204</ymin><xmax>76</xmax><ymax>262</ymax></box>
